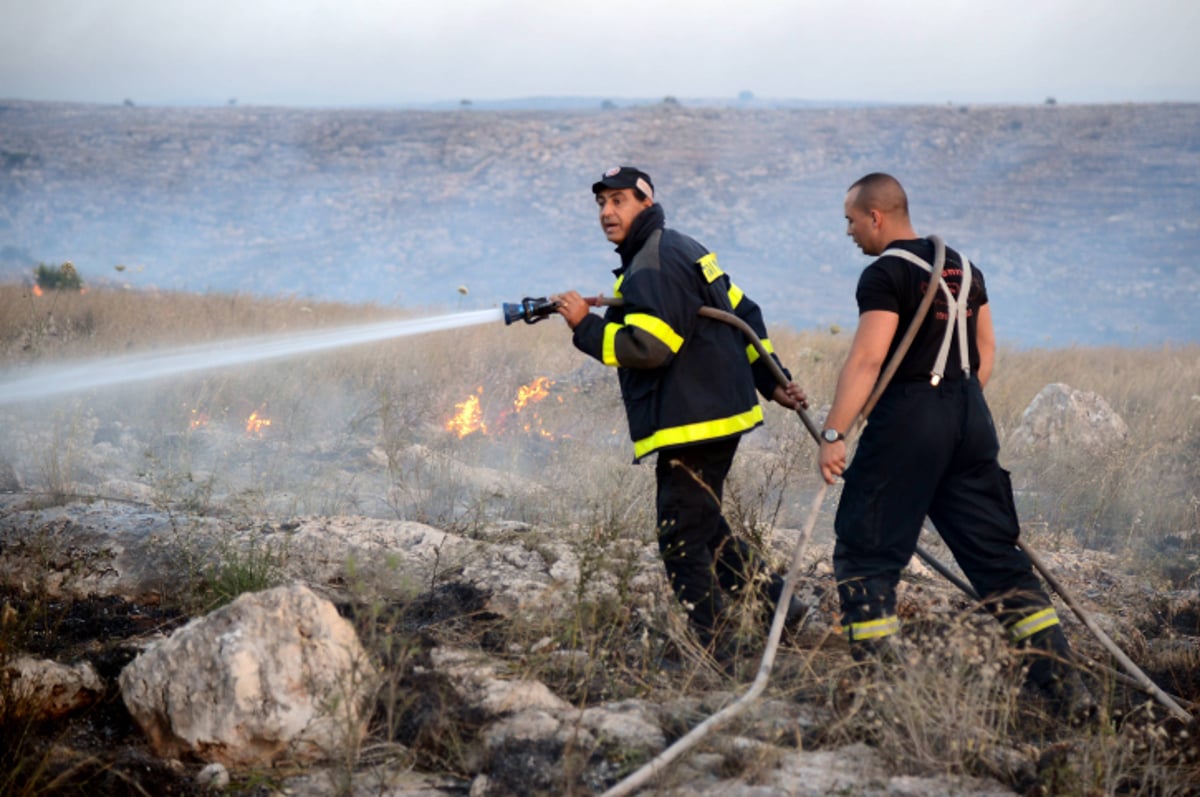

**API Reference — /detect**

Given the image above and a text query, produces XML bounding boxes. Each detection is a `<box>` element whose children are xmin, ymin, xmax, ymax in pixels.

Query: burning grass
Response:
<box><xmin>1</xmin><ymin>284</ymin><xmax>1199</xmax><ymax>794</ymax></box>
<box><xmin>0</xmin><ymin>280</ymin><xmax>1195</xmax><ymax>583</ymax></box>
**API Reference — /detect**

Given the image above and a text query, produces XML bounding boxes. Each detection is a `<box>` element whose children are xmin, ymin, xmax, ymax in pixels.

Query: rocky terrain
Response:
<box><xmin>2</xmin><ymin>367</ymin><xmax>1198</xmax><ymax>796</ymax></box>
<box><xmin>1</xmin><ymin>100</ymin><xmax>1198</xmax><ymax>346</ymax></box>
<box><xmin>2</xmin><ymin>500</ymin><xmax>1198</xmax><ymax>796</ymax></box>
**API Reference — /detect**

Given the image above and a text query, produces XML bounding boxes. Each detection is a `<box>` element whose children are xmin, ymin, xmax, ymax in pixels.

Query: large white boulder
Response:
<box><xmin>119</xmin><ymin>583</ymin><xmax>376</xmax><ymax>768</ymax></box>
<box><xmin>1008</xmin><ymin>382</ymin><xmax>1128</xmax><ymax>454</ymax></box>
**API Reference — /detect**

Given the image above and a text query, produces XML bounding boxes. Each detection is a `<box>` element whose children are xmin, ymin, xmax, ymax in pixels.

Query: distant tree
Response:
<box><xmin>227</xmin><ymin>98</ymin><xmax>238</xmax><ymax>107</ymax></box>
<box><xmin>123</xmin><ymin>98</ymin><xmax>135</xmax><ymax>107</ymax></box>
<box><xmin>662</xmin><ymin>95</ymin><xmax>680</xmax><ymax>106</ymax></box>
<box><xmin>460</xmin><ymin>99</ymin><xmax>473</xmax><ymax>108</ymax></box>
<box><xmin>1045</xmin><ymin>96</ymin><xmax>1058</xmax><ymax>106</ymax></box>
<box><xmin>601</xmin><ymin>99</ymin><xmax>617</xmax><ymax>110</ymax></box>
<box><xmin>737</xmin><ymin>90</ymin><xmax>755</xmax><ymax>102</ymax></box>
<box><xmin>34</xmin><ymin>261</ymin><xmax>84</xmax><ymax>292</ymax></box>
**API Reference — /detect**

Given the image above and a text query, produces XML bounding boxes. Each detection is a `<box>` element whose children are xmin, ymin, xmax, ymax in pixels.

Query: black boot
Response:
<box><xmin>694</xmin><ymin>625</ymin><xmax>739</xmax><ymax>677</ymax></box>
<box><xmin>847</xmin><ymin>633</ymin><xmax>905</xmax><ymax>666</ymax></box>
<box><xmin>1023</xmin><ymin>626</ymin><xmax>1097</xmax><ymax>724</ymax></box>
<box><xmin>1050</xmin><ymin>669</ymin><xmax>1097</xmax><ymax>725</ymax></box>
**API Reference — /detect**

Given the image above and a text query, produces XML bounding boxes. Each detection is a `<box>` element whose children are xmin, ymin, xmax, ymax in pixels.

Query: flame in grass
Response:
<box><xmin>444</xmin><ymin>377</ymin><xmax>558</xmax><ymax>439</ymax></box>
<box><xmin>445</xmin><ymin>388</ymin><xmax>488</xmax><ymax>438</ymax></box>
<box><xmin>513</xmin><ymin>376</ymin><xmax>552</xmax><ymax>412</ymax></box>
<box><xmin>246</xmin><ymin>406</ymin><xmax>272</xmax><ymax>437</ymax></box>
<box><xmin>513</xmin><ymin>376</ymin><xmax>555</xmax><ymax>438</ymax></box>
<box><xmin>30</xmin><ymin>283</ymin><xmax>86</xmax><ymax>296</ymax></box>
<box><xmin>183</xmin><ymin>403</ymin><xmax>273</xmax><ymax>437</ymax></box>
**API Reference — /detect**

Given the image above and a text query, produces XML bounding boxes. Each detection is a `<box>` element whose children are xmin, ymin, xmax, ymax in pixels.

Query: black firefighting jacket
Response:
<box><xmin>572</xmin><ymin>203</ymin><xmax>788</xmax><ymax>461</ymax></box>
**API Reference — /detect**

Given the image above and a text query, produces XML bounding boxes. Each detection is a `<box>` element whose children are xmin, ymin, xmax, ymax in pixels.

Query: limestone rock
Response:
<box><xmin>429</xmin><ymin>646</ymin><xmax>571</xmax><ymax>716</ymax></box>
<box><xmin>1008</xmin><ymin>383</ymin><xmax>1128</xmax><ymax>454</ymax></box>
<box><xmin>1</xmin><ymin>656</ymin><xmax>104</xmax><ymax>720</ymax></box>
<box><xmin>0</xmin><ymin>500</ymin><xmax>223</xmax><ymax>602</ymax></box>
<box><xmin>580</xmin><ymin>699</ymin><xmax>666</xmax><ymax>752</ymax></box>
<box><xmin>119</xmin><ymin>583</ymin><xmax>376</xmax><ymax>768</ymax></box>
<box><xmin>664</xmin><ymin>742</ymin><xmax>1017</xmax><ymax>796</ymax></box>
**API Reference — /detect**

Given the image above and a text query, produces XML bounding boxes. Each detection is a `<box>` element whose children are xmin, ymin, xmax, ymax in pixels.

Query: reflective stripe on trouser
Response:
<box><xmin>845</xmin><ymin>615</ymin><xmax>900</xmax><ymax>643</ymax></box>
<box><xmin>833</xmin><ymin>379</ymin><xmax>1058</xmax><ymax>635</ymax></box>
<box><xmin>1018</xmin><ymin>621</ymin><xmax>1076</xmax><ymax>693</ymax></box>
<box><xmin>1006</xmin><ymin>606</ymin><xmax>1061</xmax><ymax>644</ymax></box>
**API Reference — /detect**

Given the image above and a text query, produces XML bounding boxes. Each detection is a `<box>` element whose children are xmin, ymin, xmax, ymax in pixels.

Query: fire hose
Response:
<box><xmin>503</xmin><ymin>245</ymin><xmax>1191</xmax><ymax>795</ymax></box>
<box><xmin>579</xmin><ymin>237</ymin><xmax>948</xmax><ymax>797</ymax></box>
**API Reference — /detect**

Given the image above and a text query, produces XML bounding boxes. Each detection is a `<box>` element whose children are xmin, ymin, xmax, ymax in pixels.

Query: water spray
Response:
<box><xmin>0</xmin><ymin>307</ymin><xmax>504</xmax><ymax>405</ymax></box>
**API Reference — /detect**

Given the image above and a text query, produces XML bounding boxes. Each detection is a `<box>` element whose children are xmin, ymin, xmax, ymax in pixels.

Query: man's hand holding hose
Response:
<box><xmin>550</xmin><ymin>290</ymin><xmax>591</xmax><ymax>329</ymax></box>
<box><xmin>818</xmin><ymin>310</ymin><xmax>899</xmax><ymax>484</ymax></box>
<box><xmin>771</xmin><ymin>381</ymin><xmax>808</xmax><ymax>411</ymax></box>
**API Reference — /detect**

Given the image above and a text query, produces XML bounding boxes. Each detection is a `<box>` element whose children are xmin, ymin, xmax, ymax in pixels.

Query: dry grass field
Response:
<box><xmin>1</xmin><ymin>282</ymin><xmax>1198</xmax><ymax>796</ymax></box>
<box><xmin>6</xmin><ymin>282</ymin><xmax>1194</xmax><ymax>554</ymax></box>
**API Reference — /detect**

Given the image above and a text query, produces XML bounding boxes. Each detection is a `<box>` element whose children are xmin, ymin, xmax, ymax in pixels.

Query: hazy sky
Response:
<box><xmin>2</xmin><ymin>0</ymin><xmax>1198</xmax><ymax>106</ymax></box>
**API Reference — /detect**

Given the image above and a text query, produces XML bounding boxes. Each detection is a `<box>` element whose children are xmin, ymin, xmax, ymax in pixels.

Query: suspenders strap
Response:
<box><xmin>880</xmin><ymin>245</ymin><xmax>972</xmax><ymax>385</ymax></box>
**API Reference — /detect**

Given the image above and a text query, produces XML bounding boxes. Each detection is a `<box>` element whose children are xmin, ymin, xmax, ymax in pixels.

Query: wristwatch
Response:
<box><xmin>821</xmin><ymin>428</ymin><xmax>844</xmax><ymax>444</ymax></box>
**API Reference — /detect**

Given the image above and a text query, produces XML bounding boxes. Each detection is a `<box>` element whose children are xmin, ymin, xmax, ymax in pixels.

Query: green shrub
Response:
<box><xmin>33</xmin><ymin>261</ymin><xmax>83</xmax><ymax>292</ymax></box>
<box><xmin>190</xmin><ymin>541</ymin><xmax>285</xmax><ymax>612</ymax></box>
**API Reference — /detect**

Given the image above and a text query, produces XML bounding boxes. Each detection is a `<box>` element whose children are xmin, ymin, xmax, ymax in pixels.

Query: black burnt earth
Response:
<box><xmin>4</xmin><ymin>590</ymin><xmax>188</xmax><ymax>659</ymax></box>
<box><xmin>400</xmin><ymin>582</ymin><xmax>496</xmax><ymax>632</ymax></box>
<box><xmin>0</xmin><ymin>589</ymin><xmax>209</xmax><ymax>796</ymax></box>
<box><xmin>387</xmin><ymin>667</ymin><xmax>489</xmax><ymax>776</ymax></box>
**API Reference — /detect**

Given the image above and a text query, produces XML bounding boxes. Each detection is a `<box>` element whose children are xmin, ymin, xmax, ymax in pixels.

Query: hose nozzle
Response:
<box><xmin>502</xmin><ymin>297</ymin><xmax>560</xmax><ymax>325</ymax></box>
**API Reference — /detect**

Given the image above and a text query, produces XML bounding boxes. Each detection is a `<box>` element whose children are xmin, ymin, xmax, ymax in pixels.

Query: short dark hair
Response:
<box><xmin>848</xmin><ymin>172</ymin><xmax>908</xmax><ymax>217</ymax></box>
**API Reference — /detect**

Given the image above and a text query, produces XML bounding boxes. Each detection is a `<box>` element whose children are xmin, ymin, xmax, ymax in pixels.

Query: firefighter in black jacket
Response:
<box><xmin>554</xmin><ymin>166</ymin><xmax>808</xmax><ymax>660</ymax></box>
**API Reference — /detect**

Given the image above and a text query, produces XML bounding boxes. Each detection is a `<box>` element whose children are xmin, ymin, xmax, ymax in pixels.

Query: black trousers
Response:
<box><xmin>833</xmin><ymin>378</ymin><xmax>1066</xmax><ymax>671</ymax></box>
<box><xmin>655</xmin><ymin>436</ymin><xmax>772</xmax><ymax>644</ymax></box>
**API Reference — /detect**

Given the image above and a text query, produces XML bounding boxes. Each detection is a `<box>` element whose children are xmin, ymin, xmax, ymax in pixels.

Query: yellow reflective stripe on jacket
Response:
<box><xmin>1007</xmin><ymin>607</ymin><xmax>1060</xmax><ymax>643</ymax></box>
<box><xmin>626</xmin><ymin>313</ymin><xmax>684</xmax><ymax>353</ymax></box>
<box><xmin>845</xmin><ymin>615</ymin><xmax>900</xmax><ymax>642</ymax></box>
<box><xmin>727</xmin><ymin>282</ymin><xmax>744</xmax><ymax>309</ymax></box>
<box><xmin>601</xmin><ymin>323</ymin><xmax>621</xmax><ymax>367</ymax></box>
<box><xmin>745</xmin><ymin>337</ymin><xmax>774</xmax><ymax>365</ymax></box>
<box><xmin>697</xmin><ymin>252</ymin><xmax>724</xmax><ymax>283</ymax></box>
<box><xmin>612</xmin><ymin>274</ymin><xmax>625</xmax><ymax>298</ymax></box>
<box><xmin>633</xmin><ymin>404</ymin><xmax>764</xmax><ymax>460</ymax></box>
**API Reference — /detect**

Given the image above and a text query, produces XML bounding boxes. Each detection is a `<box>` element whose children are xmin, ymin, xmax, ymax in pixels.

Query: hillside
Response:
<box><xmin>1</xmin><ymin>100</ymin><xmax>1198</xmax><ymax>346</ymax></box>
<box><xmin>1</xmin><ymin>284</ymin><xmax>1198</xmax><ymax>795</ymax></box>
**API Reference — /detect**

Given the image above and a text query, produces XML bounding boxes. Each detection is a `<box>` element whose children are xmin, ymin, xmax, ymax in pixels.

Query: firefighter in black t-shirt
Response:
<box><xmin>819</xmin><ymin>172</ymin><xmax>1093</xmax><ymax>717</ymax></box>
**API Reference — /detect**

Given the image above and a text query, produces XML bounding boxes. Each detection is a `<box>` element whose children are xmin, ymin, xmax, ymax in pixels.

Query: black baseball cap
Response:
<box><xmin>591</xmin><ymin>166</ymin><xmax>654</xmax><ymax>199</ymax></box>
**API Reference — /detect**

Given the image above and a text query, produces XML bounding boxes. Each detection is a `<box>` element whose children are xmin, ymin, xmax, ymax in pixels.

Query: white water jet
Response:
<box><xmin>0</xmin><ymin>308</ymin><xmax>504</xmax><ymax>405</ymax></box>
